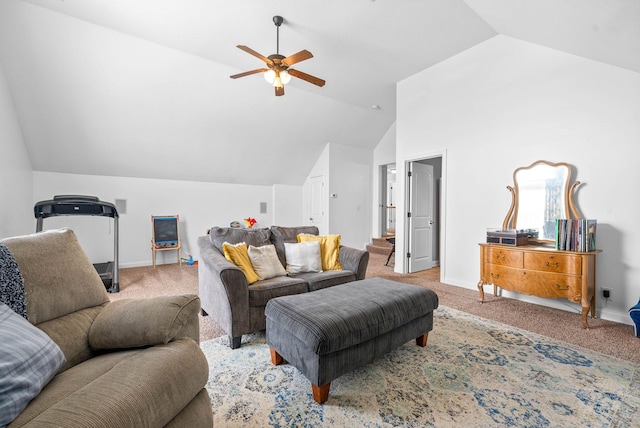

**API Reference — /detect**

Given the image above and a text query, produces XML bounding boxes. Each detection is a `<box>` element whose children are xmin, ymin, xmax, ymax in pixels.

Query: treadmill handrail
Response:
<box><xmin>34</xmin><ymin>195</ymin><xmax>119</xmax><ymax>219</ymax></box>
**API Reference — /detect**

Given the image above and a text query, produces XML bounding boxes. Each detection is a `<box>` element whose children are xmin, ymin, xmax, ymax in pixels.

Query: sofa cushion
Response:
<box><xmin>248</xmin><ymin>276</ymin><xmax>308</xmax><ymax>307</ymax></box>
<box><xmin>2</xmin><ymin>228</ymin><xmax>110</xmax><ymax>325</ymax></box>
<box><xmin>36</xmin><ymin>306</ymin><xmax>104</xmax><ymax>372</ymax></box>
<box><xmin>0</xmin><ymin>302</ymin><xmax>66</xmax><ymax>427</ymax></box>
<box><xmin>11</xmin><ymin>338</ymin><xmax>207</xmax><ymax>428</ymax></box>
<box><xmin>222</xmin><ymin>242</ymin><xmax>260</xmax><ymax>284</ymax></box>
<box><xmin>248</xmin><ymin>244</ymin><xmax>287</xmax><ymax>280</ymax></box>
<box><xmin>270</xmin><ymin>226</ymin><xmax>319</xmax><ymax>268</ymax></box>
<box><xmin>209</xmin><ymin>227</ymin><xmax>271</xmax><ymax>254</ymax></box>
<box><xmin>284</xmin><ymin>241</ymin><xmax>322</xmax><ymax>274</ymax></box>
<box><xmin>298</xmin><ymin>234</ymin><xmax>342</xmax><ymax>271</ymax></box>
<box><xmin>293</xmin><ymin>270</ymin><xmax>356</xmax><ymax>292</ymax></box>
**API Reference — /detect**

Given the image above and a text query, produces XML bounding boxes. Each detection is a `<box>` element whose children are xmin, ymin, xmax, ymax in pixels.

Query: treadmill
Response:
<box><xmin>34</xmin><ymin>195</ymin><xmax>119</xmax><ymax>293</ymax></box>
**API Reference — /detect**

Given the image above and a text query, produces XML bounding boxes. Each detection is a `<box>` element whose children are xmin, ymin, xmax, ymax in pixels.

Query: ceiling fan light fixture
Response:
<box><xmin>265</xmin><ymin>69</ymin><xmax>291</xmax><ymax>87</ymax></box>
<box><xmin>273</xmin><ymin>74</ymin><xmax>283</xmax><ymax>88</ymax></box>
<box><xmin>264</xmin><ymin>69</ymin><xmax>276</xmax><ymax>84</ymax></box>
<box><xmin>279</xmin><ymin>69</ymin><xmax>291</xmax><ymax>85</ymax></box>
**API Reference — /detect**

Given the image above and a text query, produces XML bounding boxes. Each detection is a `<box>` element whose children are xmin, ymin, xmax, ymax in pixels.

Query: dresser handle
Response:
<box><xmin>546</xmin><ymin>261</ymin><xmax>559</xmax><ymax>268</ymax></box>
<box><xmin>555</xmin><ymin>284</ymin><xmax>569</xmax><ymax>290</ymax></box>
<box><xmin>496</xmin><ymin>255</ymin><xmax>506</xmax><ymax>262</ymax></box>
<box><xmin>491</xmin><ymin>273</ymin><xmax>500</xmax><ymax>279</ymax></box>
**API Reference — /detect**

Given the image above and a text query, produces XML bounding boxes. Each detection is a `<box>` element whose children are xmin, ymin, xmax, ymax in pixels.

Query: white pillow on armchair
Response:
<box><xmin>0</xmin><ymin>303</ymin><xmax>66</xmax><ymax>426</ymax></box>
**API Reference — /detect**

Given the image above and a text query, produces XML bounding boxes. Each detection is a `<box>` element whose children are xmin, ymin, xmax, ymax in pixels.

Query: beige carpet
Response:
<box><xmin>111</xmin><ymin>252</ymin><xmax>640</xmax><ymax>364</ymax></box>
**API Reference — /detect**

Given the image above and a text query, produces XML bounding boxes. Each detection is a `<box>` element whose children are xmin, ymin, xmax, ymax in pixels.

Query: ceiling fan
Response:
<box><xmin>230</xmin><ymin>15</ymin><xmax>325</xmax><ymax>96</ymax></box>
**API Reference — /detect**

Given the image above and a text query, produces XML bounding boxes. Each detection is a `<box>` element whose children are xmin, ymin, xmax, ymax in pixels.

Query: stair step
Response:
<box><xmin>366</xmin><ymin>236</ymin><xmax>395</xmax><ymax>255</ymax></box>
<box><xmin>367</xmin><ymin>245</ymin><xmax>393</xmax><ymax>255</ymax></box>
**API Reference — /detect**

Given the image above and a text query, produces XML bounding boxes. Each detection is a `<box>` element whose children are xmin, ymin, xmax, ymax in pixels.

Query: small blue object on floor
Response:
<box><xmin>629</xmin><ymin>299</ymin><xmax>640</xmax><ymax>337</ymax></box>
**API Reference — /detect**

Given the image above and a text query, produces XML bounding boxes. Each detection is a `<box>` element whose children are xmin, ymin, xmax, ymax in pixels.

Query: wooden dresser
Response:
<box><xmin>478</xmin><ymin>243</ymin><xmax>601</xmax><ymax>328</ymax></box>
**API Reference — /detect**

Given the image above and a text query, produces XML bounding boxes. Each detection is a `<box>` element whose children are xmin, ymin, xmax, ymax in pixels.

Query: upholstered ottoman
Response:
<box><xmin>265</xmin><ymin>277</ymin><xmax>439</xmax><ymax>403</ymax></box>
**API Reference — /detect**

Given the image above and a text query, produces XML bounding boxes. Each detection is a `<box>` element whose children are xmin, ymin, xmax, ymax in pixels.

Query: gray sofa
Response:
<box><xmin>198</xmin><ymin>225</ymin><xmax>369</xmax><ymax>348</ymax></box>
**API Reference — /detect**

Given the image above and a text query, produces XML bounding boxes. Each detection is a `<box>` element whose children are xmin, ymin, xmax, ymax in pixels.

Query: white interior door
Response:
<box><xmin>408</xmin><ymin>162</ymin><xmax>434</xmax><ymax>272</ymax></box>
<box><xmin>309</xmin><ymin>175</ymin><xmax>324</xmax><ymax>233</ymax></box>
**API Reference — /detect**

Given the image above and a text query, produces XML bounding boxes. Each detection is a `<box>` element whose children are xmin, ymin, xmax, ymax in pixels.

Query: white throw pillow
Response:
<box><xmin>248</xmin><ymin>244</ymin><xmax>287</xmax><ymax>280</ymax></box>
<box><xmin>284</xmin><ymin>241</ymin><xmax>322</xmax><ymax>274</ymax></box>
<box><xmin>0</xmin><ymin>303</ymin><xmax>66</xmax><ymax>426</ymax></box>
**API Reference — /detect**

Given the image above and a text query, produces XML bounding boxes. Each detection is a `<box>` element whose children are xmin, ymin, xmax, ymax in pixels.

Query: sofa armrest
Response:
<box><xmin>339</xmin><ymin>246</ymin><xmax>369</xmax><ymax>280</ymax></box>
<box><xmin>197</xmin><ymin>236</ymin><xmax>250</xmax><ymax>337</ymax></box>
<box><xmin>88</xmin><ymin>294</ymin><xmax>201</xmax><ymax>350</ymax></box>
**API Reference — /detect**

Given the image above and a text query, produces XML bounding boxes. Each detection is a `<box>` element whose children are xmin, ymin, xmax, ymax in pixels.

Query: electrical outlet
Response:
<box><xmin>602</xmin><ymin>288</ymin><xmax>611</xmax><ymax>299</ymax></box>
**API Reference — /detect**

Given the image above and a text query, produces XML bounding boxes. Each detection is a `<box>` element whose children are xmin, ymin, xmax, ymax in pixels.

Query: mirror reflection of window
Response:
<box><xmin>515</xmin><ymin>164</ymin><xmax>569</xmax><ymax>240</ymax></box>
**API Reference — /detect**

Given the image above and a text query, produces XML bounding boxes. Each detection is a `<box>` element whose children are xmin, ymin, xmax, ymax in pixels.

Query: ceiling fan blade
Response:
<box><xmin>230</xmin><ymin>68</ymin><xmax>269</xmax><ymax>79</ymax></box>
<box><xmin>236</xmin><ymin>45</ymin><xmax>272</xmax><ymax>65</ymax></box>
<box><xmin>288</xmin><ymin>69</ymin><xmax>326</xmax><ymax>87</ymax></box>
<box><xmin>282</xmin><ymin>50</ymin><xmax>313</xmax><ymax>67</ymax></box>
<box><xmin>275</xmin><ymin>86</ymin><xmax>284</xmax><ymax>96</ymax></box>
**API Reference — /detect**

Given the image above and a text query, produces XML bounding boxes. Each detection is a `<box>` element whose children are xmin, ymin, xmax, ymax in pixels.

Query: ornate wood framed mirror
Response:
<box><xmin>502</xmin><ymin>160</ymin><xmax>582</xmax><ymax>243</ymax></box>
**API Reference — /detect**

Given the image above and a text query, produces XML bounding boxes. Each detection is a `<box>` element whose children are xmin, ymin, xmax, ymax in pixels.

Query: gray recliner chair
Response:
<box><xmin>0</xmin><ymin>228</ymin><xmax>212</xmax><ymax>427</ymax></box>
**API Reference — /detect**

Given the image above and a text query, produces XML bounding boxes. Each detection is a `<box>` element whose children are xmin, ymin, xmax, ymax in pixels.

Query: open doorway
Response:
<box><xmin>378</xmin><ymin>164</ymin><xmax>397</xmax><ymax>238</ymax></box>
<box><xmin>405</xmin><ymin>156</ymin><xmax>442</xmax><ymax>273</ymax></box>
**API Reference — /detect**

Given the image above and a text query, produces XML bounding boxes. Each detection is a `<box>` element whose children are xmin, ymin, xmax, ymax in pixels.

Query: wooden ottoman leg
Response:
<box><xmin>312</xmin><ymin>383</ymin><xmax>331</xmax><ymax>404</ymax></box>
<box><xmin>270</xmin><ymin>347</ymin><xmax>283</xmax><ymax>365</ymax></box>
<box><xmin>416</xmin><ymin>332</ymin><xmax>429</xmax><ymax>347</ymax></box>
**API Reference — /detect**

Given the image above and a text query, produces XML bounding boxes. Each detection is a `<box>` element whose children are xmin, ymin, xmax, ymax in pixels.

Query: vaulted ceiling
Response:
<box><xmin>1</xmin><ymin>0</ymin><xmax>638</xmax><ymax>185</ymax></box>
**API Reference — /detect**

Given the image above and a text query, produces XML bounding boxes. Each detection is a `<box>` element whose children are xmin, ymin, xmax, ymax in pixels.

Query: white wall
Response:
<box><xmin>0</xmin><ymin>60</ymin><xmax>33</xmax><ymax>239</ymax></box>
<box><xmin>33</xmin><ymin>172</ymin><xmax>302</xmax><ymax>267</ymax></box>
<box><xmin>328</xmin><ymin>144</ymin><xmax>372</xmax><ymax>250</ymax></box>
<box><xmin>303</xmin><ymin>143</ymin><xmax>372</xmax><ymax>249</ymax></box>
<box><xmin>396</xmin><ymin>35</ymin><xmax>640</xmax><ymax>324</ymax></box>
<box><xmin>272</xmin><ymin>184</ymin><xmax>303</xmax><ymax>227</ymax></box>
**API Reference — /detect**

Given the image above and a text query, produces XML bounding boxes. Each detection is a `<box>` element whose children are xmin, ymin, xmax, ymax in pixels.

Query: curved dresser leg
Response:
<box><xmin>477</xmin><ymin>280</ymin><xmax>485</xmax><ymax>303</ymax></box>
<box><xmin>581</xmin><ymin>308</ymin><xmax>590</xmax><ymax>329</ymax></box>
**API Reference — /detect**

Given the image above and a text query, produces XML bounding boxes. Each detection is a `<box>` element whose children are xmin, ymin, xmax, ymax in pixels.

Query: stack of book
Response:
<box><xmin>555</xmin><ymin>219</ymin><xmax>597</xmax><ymax>252</ymax></box>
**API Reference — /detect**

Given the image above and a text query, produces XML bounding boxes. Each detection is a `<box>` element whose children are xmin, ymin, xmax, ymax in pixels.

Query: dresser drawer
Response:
<box><xmin>524</xmin><ymin>252</ymin><xmax>581</xmax><ymax>275</ymax></box>
<box><xmin>521</xmin><ymin>271</ymin><xmax>582</xmax><ymax>301</ymax></box>
<box><xmin>482</xmin><ymin>264</ymin><xmax>520</xmax><ymax>288</ymax></box>
<box><xmin>484</xmin><ymin>264</ymin><xmax>582</xmax><ymax>301</ymax></box>
<box><xmin>485</xmin><ymin>247</ymin><xmax>523</xmax><ymax>268</ymax></box>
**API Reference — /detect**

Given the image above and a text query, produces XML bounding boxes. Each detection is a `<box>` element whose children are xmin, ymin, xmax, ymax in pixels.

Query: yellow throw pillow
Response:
<box><xmin>297</xmin><ymin>234</ymin><xmax>342</xmax><ymax>271</ymax></box>
<box><xmin>222</xmin><ymin>242</ymin><xmax>260</xmax><ymax>284</ymax></box>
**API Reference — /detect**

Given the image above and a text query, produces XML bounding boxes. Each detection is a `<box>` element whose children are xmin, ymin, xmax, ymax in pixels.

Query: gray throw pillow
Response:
<box><xmin>209</xmin><ymin>227</ymin><xmax>271</xmax><ymax>254</ymax></box>
<box><xmin>0</xmin><ymin>303</ymin><xmax>66</xmax><ymax>426</ymax></box>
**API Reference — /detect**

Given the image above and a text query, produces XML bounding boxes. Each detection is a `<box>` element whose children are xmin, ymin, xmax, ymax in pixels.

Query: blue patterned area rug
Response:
<box><xmin>202</xmin><ymin>306</ymin><xmax>639</xmax><ymax>427</ymax></box>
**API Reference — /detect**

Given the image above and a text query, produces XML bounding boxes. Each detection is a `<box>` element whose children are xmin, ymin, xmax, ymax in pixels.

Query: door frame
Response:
<box><xmin>378</xmin><ymin>165</ymin><xmax>388</xmax><ymax>237</ymax></box>
<box><xmin>399</xmin><ymin>150</ymin><xmax>447</xmax><ymax>281</ymax></box>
